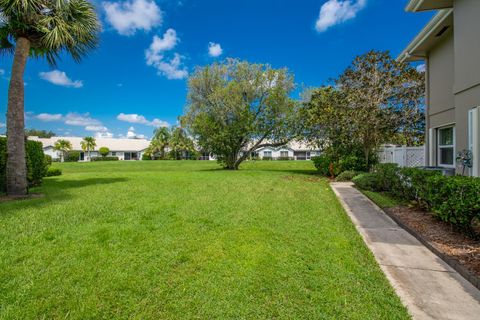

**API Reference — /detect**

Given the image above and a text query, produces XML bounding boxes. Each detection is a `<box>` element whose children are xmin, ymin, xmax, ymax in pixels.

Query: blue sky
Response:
<box><xmin>0</xmin><ymin>0</ymin><xmax>433</xmax><ymax>139</ymax></box>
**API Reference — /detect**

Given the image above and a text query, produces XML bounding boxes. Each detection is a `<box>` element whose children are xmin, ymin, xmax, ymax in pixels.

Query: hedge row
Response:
<box><xmin>353</xmin><ymin>164</ymin><xmax>480</xmax><ymax>237</ymax></box>
<box><xmin>91</xmin><ymin>156</ymin><xmax>119</xmax><ymax>161</ymax></box>
<box><xmin>0</xmin><ymin>137</ymin><xmax>49</xmax><ymax>193</ymax></box>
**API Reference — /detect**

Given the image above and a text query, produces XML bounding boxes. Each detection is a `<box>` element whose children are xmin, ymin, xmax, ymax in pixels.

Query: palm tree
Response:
<box><xmin>169</xmin><ymin>127</ymin><xmax>196</xmax><ymax>160</ymax></box>
<box><xmin>54</xmin><ymin>139</ymin><xmax>72</xmax><ymax>163</ymax></box>
<box><xmin>149</xmin><ymin>127</ymin><xmax>171</xmax><ymax>159</ymax></box>
<box><xmin>80</xmin><ymin>136</ymin><xmax>96</xmax><ymax>161</ymax></box>
<box><xmin>1</xmin><ymin>0</ymin><xmax>100</xmax><ymax>195</ymax></box>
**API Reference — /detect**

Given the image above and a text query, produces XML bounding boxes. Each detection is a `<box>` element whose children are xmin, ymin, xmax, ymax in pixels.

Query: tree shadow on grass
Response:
<box><xmin>0</xmin><ymin>177</ymin><xmax>129</xmax><ymax>213</ymax></box>
<box><xmin>197</xmin><ymin>167</ymin><xmax>319</xmax><ymax>176</ymax></box>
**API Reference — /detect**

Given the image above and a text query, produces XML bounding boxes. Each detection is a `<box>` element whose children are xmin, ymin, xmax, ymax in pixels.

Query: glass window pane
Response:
<box><xmin>439</xmin><ymin>127</ymin><xmax>453</xmax><ymax>146</ymax></box>
<box><xmin>440</xmin><ymin>147</ymin><xmax>454</xmax><ymax>165</ymax></box>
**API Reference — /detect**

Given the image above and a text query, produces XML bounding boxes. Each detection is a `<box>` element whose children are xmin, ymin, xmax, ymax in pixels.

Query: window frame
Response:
<box><xmin>437</xmin><ymin>125</ymin><xmax>455</xmax><ymax>168</ymax></box>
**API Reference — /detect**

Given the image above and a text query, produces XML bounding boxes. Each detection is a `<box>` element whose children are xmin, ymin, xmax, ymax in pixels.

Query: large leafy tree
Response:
<box><xmin>303</xmin><ymin>51</ymin><xmax>425</xmax><ymax>168</ymax></box>
<box><xmin>1</xmin><ymin>0</ymin><xmax>100</xmax><ymax>195</ymax></box>
<box><xmin>53</xmin><ymin>139</ymin><xmax>72</xmax><ymax>162</ymax></box>
<box><xmin>182</xmin><ymin>59</ymin><xmax>298</xmax><ymax>170</ymax></box>
<box><xmin>80</xmin><ymin>136</ymin><xmax>96</xmax><ymax>161</ymax></box>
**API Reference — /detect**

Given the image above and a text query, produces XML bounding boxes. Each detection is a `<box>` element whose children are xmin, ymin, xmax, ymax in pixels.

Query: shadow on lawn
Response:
<box><xmin>198</xmin><ymin>167</ymin><xmax>319</xmax><ymax>176</ymax></box>
<box><xmin>0</xmin><ymin>177</ymin><xmax>128</xmax><ymax>212</ymax></box>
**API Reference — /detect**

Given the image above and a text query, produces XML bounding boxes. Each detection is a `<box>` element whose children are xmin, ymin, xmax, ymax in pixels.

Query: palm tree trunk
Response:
<box><xmin>6</xmin><ymin>37</ymin><xmax>30</xmax><ymax>196</ymax></box>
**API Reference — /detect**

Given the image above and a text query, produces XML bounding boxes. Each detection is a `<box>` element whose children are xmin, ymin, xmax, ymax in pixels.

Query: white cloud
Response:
<box><xmin>103</xmin><ymin>0</ymin><xmax>163</xmax><ymax>36</ymax></box>
<box><xmin>39</xmin><ymin>70</ymin><xmax>83</xmax><ymax>88</ymax></box>
<box><xmin>0</xmin><ymin>69</ymin><xmax>5</xmax><ymax>76</ymax></box>
<box><xmin>315</xmin><ymin>0</ymin><xmax>366</xmax><ymax>33</ymax></box>
<box><xmin>145</xmin><ymin>29</ymin><xmax>188</xmax><ymax>80</ymax></box>
<box><xmin>65</xmin><ymin>113</ymin><xmax>102</xmax><ymax>127</ymax></box>
<box><xmin>95</xmin><ymin>131</ymin><xmax>114</xmax><ymax>138</ymax></box>
<box><xmin>117</xmin><ymin>113</ymin><xmax>170</xmax><ymax>127</ymax></box>
<box><xmin>85</xmin><ymin>125</ymin><xmax>109</xmax><ymax>132</ymax></box>
<box><xmin>208</xmin><ymin>42</ymin><xmax>223</xmax><ymax>57</ymax></box>
<box><xmin>36</xmin><ymin>113</ymin><xmax>63</xmax><ymax>121</ymax></box>
<box><xmin>125</xmin><ymin>127</ymin><xmax>146</xmax><ymax>139</ymax></box>
<box><xmin>416</xmin><ymin>64</ymin><xmax>426</xmax><ymax>73</ymax></box>
<box><xmin>0</xmin><ymin>122</ymin><xmax>5</xmax><ymax>128</ymax></box>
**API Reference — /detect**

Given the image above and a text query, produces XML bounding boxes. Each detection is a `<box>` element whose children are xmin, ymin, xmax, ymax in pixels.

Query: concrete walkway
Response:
<box><xmin>331</xmin><ymin>182</ymin><xmax>480</xmax><ymax>320</ymax></box>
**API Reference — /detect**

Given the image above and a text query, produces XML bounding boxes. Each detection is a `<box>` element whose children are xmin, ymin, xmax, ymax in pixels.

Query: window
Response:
<box><xmin>111</xmin><ymin>152</ymin><xmax>116</xmax><ymax>156</ymax></box>
<box><xmin>263</xmin><ymin>151</ymin><xmax>272</xmax><ymax>158</ymax></box>
<box><xmin>437</xmin><ymin>126</ymin><xmax>455</xmax><ymax>166</ymax></box>
<box><xmin>280</xmin><ymin>151</ymin><xmax>289</xmax><ymax>158</ymax></box>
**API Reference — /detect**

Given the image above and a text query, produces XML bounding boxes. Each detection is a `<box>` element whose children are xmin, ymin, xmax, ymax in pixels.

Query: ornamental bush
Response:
<box><xmin>65</xmin><ymin>151</ymin><xmax>80</xmax><ymax>162</ymax></box>
<box><xmin>352</xmin><ymin>173</ymin><xmax>381</xmax><ymax>191</ymax></box>
<box><xmin>1</xmin><ymin>137</ymin><xmax>48</xmax><ymax>193</ymax></box>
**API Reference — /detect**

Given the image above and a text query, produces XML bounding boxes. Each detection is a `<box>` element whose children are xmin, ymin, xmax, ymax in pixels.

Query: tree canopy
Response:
<box><xmin>181</xmin><ymin>59</ymin><xmax>298</xmax><ymax>169</ymax></box>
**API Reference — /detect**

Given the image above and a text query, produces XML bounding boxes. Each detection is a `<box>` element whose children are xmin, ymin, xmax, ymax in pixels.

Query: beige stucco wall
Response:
<box><xmin>453</xmin><ymin>0</ymin><xmax>480</xmax><ymax>94</ymax></box>
<box><xmin>428</xmin><ymin>30</ymin><xmax>455</xmax><ymax>118</ymax></box>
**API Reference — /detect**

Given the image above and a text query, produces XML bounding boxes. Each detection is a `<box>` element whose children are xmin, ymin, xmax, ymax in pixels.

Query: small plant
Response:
<box><xmin>335</xmin><ymin>171</ymin><xmax>359</xmax><ymax>182</ymax></box>
<box><xmin>45</xmin><ymin>167</ymin><xmax>62</xmax><ymax>177</ymax></box>
<box><xmin>99</xmin><ymin>147</ymin><xmax>110</xmax><ymax>158</ymax></box>
<box><xmin>91</xmin><ymin>156</ymin><xmax>119</xmax><ymax>162</ymax></box>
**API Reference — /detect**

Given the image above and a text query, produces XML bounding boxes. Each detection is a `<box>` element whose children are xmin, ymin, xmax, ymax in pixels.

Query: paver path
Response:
<box><xmin>331</xmin><ymin>182</ymin><xmax>480</xmax><ymax>320</ymax></box>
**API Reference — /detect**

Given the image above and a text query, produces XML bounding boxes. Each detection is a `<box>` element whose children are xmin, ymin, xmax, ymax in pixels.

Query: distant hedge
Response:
<box><xmin>91</xmin><ymin>156</ymin><xmax>119</xmax><ymax>162</ymax></box>
<box><xmin>1</xmin><ymin>137</ymin><xmax>48</xmax><ymax>193</ymax></box>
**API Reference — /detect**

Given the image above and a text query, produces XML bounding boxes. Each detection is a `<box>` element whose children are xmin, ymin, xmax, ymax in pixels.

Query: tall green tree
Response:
<box><xmin>169</xmin><ymin>127</ymin><xmax>196</xmax><ymax>160</ymax></box>
<box><xmin>182</xmin><ymin>59</ymin><xmax>298</xmax><ymax>170</ymax></box>
<box><xmin>54</xmin><ymin>139</ymin><xmax>72</xmax><ymax>162</ymax></box>
<box><xmin>336</xmin><ymin>50</ymin><xmax>425</xmax><ymax>166</ymax></box>
<box><xmin>1</xmin><ymin>0</ymin><xmax>100</xmax><ymax>195</ymax></box>
<box><xmin>148</xmin><ymin>127</ymin><xmax>171</xmax><ymax>159</ymax></box>
<box><xmin>80</xmin><ymin>136</ymin><xmax>96</xmax><ymax>161</ymax></box>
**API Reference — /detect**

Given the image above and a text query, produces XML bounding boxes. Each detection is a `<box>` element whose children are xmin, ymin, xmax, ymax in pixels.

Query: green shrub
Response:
<box><xmin>99</xmin><ymin>147</ymin><xmax>110</xmax><ymax>157</ymax></box>
<box><xmin>26</xmin><ymin>140</ymin><xmax>46</xmax><ymax>187</ymax></box>
<box><xmin>352</xmin><ymin>173</ymin><xmax>381</xmax><ymax>191</ymax></box>
<box><xmin>312</xmin><ymin>155</ymin><xmax>333</xmax><ymax>176</ymax></box>
<box><xmin>44</xmin><ymin>154</ymin><xmax>52</xmax><ymax>166</ymax></box>
<box><xmin>142</xmin><ymin>154</ymin><xmax>152</xmax><ymax>160</ymax></box>
<box><xmin>45</xmin><ymin>167</ymin><xmax>62</xmax><ymax>177</ymax></box>
<box><xmin>426</xmin><ymin>175</ymin><xmax>480</xmax><ymax>236</ymax></box>
<box><xmin>91</xmin><ymin>156</ymin><xmax>119</xmax><ymax>162</ymax></box>
<box><xmin>372</xmin><ymin>163</ymin><xmax>400</xmax><ymax>192</ymax></box>
<box><xmin>262</xmin><ymin>156</ymin><xmax>273</xmax><ymax>161</ymax></box>
<box><xmin>335</xmin><ymin>170</ymin><xmax>360</xmax><ymax>182</ymax></box>
<box><xmin>65</xmin><ymin>151</ymin><xmax>80</xmax><ymax>162</ymax></box>
<box><xmin>277</xmin><ymin>157</ymin><xmax>292</xmax><ymax>161</ymax></box>
<box><xmin>0</xmin><ymin>138</ymin><xmax>47</xmax><ymax>193</ymax></box>
<box><xmin>339</xmin><ymin>155</ymin><xmax>368</xmax><ymax>172</ymax></box>
<box><xmin>395</xmin><ymin>168</ymin><xmax>441</xmax><ymax>207</ymax></box>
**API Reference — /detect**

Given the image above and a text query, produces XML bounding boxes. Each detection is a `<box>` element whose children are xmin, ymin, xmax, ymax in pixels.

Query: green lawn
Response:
<box><xmin>0</xmin><ymin>161</ymin><xmax>409</xmax><ymax>319</ymax></box>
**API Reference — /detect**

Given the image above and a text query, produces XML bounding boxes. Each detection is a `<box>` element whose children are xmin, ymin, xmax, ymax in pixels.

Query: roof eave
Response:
<box><xmin>397</xmin><ymin>9</ymin><xmax>453</xmax><ymax>63</ymax></box>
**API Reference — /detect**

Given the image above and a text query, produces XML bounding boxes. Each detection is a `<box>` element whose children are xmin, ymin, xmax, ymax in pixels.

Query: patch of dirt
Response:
<box><xmin>385</xmin><ymin>206</ymin><xmax>480</xmax><ymax>278</ymax></box>
<box><xmin>0</xmin><ymin>193</ymin><xmax>44</xmax><ymax>203</ymax></box>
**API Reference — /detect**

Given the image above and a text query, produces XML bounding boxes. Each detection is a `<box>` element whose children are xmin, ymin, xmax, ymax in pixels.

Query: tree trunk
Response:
<box><xmin>6</xmin><ymin>37</ymin><xmax>30</xmax><ymax>196</ymax></box>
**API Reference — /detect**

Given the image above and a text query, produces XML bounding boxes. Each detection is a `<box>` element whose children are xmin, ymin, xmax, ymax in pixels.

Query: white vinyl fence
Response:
<box><xmin>377</xmin><ymin>145</ymin><xmax>426</xmax><ymax>168</ymax></box>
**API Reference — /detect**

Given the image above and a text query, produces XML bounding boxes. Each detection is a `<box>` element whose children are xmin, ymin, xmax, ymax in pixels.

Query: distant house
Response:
<box><xmin>253</xmin><ymin>141</ymin><xmax>321</xmax><ymax>161</ymax></box>
<box><xmin>398</xmin><ymin>0</ymin><xmax>480</xmax><ymax>176</ymax></box>
<box><xmin>29</xmin><ymin>136</ymin><xmax>150</xmax><ymax>161</ymax></box>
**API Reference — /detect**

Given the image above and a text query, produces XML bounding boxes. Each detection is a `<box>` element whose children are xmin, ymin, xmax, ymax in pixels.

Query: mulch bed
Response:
<box><xmin>385</xmin><ymin>206</ymin><xmax>480</xmax><ymax>281</ymax></box>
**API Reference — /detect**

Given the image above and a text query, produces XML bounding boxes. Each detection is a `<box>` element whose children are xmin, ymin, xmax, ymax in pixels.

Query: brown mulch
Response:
<box><xmin>385</xmin><ymin>206</ymin><xmax>480</xmax><ymax>278</ymax></box>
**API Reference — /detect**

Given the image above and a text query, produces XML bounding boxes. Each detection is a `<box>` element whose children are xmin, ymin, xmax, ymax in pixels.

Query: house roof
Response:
<box><xmin>254</xmin><ymin>140</ymin><xmax>319</xmax><ymax>152</ymax></box>
<box><xmin>406</xmin><ymin>0</ymin><xmax>453</xmax><ymax>12</ymax></box>
<box><xmin>398</xmin><ymin>9</ymin><xmax>453</xmax><ymax>62</ymax></box>
<box><xmin>29</xmin><ymin>136</ymin><xmax>151</xmax><ymax>152</ymax></box>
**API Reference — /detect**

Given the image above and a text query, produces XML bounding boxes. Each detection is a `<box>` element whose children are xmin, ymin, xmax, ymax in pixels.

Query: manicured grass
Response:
<box><xmin>362</xmin><ymin>190</ymin><xmax>403</xmax><ymax>208</ymax></box>
<box><xmin>0</xmin><ymin>161</ymin><xmax>409</xmax><ymax>319</ymax></box>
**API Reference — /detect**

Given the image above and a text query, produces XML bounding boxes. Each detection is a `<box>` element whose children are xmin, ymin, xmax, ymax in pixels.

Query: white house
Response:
<box><xmin>253</xmin><ymin>141</ymin><xmax>321</xmax><ymax>160</ymax></box>
<box><xmin>29</xmin><ymin>136</ymin><xmax>151</xmax><ymax>161</ymax></box>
